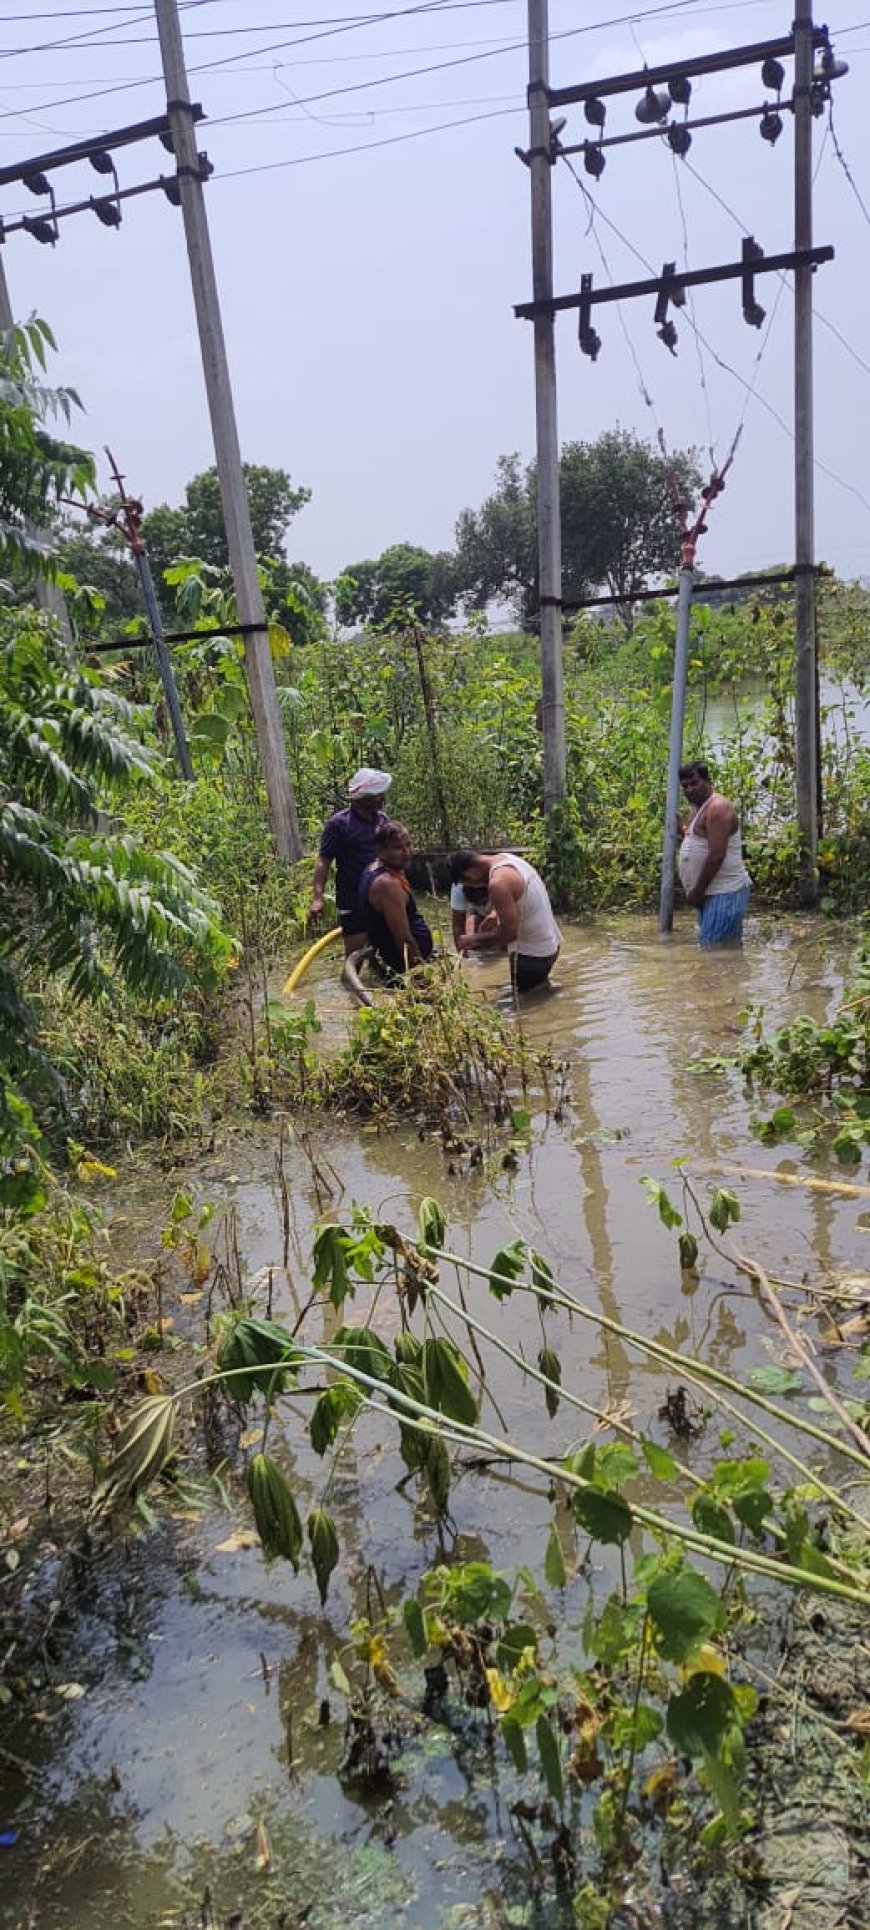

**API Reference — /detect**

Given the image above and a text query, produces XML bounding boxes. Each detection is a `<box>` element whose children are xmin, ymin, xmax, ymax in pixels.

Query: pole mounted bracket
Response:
<box><xmin>578</xmin><ymin>273</ymin><xmax>601</xmax><ymax>359</ymax></box>
<box><xmin>741</xmin><ymin>235</ymin><xmax>766</xmax><ymax>326</ymax></box>
<box><xmin>654</xmin><ymin>261</ymin><xmax>686</xmax><ymax>354</ymax></box>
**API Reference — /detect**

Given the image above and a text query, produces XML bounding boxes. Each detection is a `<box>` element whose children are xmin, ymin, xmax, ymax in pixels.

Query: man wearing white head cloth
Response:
<box><xmin>308</xmin><ymin>767</ymin><xmax>393</xmax><ymax>957</ymax></box>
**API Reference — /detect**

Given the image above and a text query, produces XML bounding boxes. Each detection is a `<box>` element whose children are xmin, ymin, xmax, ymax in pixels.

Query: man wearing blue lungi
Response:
<box><xmin>678</xmin><ymin>761</ymin><xmax>750</xmax><ymax>947</ymax></box>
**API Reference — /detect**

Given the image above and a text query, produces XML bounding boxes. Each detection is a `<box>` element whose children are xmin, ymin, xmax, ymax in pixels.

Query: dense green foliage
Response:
<box><xmin>0</xmin><ymin>317</ymin><xmax>93</xmax><ymax>578</ymax></box>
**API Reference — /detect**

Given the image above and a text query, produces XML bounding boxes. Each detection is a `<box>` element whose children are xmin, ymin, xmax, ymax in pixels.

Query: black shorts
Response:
<box><xmin>337</xmin><ymin>904</ymin><xmax>366</xmax><ymax>936</ymax></box>
<box><xmin>512</xmin><ymin>950</ymin><xmax>559</xmax><ymax>993</ymax></box>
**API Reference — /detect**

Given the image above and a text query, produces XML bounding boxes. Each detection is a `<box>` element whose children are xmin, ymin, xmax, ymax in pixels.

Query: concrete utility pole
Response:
<box><xmin>658</xmin><ymin>545</ymin><xmax>695</xmax><ymax>933</ymax></box>
<box><xmin>793</xmin><ymin>13</ymin><xmax>818</xmax><ymax>904</ymax></box>
<box><xmin>526</xmin><ymin>0</ymin><xmax>566</xmax><ymax>814</ymax></box>
<box><xmin>153</xmin><ymin>0</ymin><xmax>302</xmax><ymax>860</ymax></box>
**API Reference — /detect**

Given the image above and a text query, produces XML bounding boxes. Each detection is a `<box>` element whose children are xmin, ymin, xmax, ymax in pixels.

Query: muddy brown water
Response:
<box><xmin>2</xmin><ymin>910</ymin><xmax>868</xmax><ymax>1929</ymax></box>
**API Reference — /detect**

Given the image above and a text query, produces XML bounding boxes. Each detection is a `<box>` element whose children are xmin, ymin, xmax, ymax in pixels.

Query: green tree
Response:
<box><xmin>0</xmin><ymin>613</ymin><xmax>232</xmax><ymax>1158</ymax></box>
<box><xmin>0</xmin><ymin>317</ymin><xmax>93</xmax><ymax>577</ymax></box>
<box><xmin>335</xmin><ymin>542</ymin><xmax>458</xmax><ymax>629</ymax></box>
<box><xmin>52</xmin><ymin>523</ymin><xmax>141</xmax><ymax>632</ymax></box>
<box><xmin>454</xmin><ymin>433</ymin><xmax>699</xmax><ymax>631</ymax></box>
<box><xmin>141</xmin><ymin>463</ymin><xmax>311</xmax><ymax>584</ymax></box>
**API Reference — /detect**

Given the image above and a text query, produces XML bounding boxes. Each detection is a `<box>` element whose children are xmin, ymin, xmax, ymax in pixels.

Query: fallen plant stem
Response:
<box><xmin>425</xmin><ymin>1277</ymin><xmax>870</xmax><ymax>1542</ymax></box>
<box><xmin>429</xmin><ymin>1248</ymin><xmax>870</xmax><ymax>1479</ymax></box>
<box><xmin>734</xmin><ymin>1249</ymin><xmax>870</xmax><ymax>1462</ymax></box>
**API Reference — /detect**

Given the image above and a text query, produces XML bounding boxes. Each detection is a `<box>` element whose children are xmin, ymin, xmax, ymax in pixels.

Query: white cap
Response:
<box><xmin>349</xmin><ymin>767</ymin><xmax>392</xmax><ymax>799</ymax></box>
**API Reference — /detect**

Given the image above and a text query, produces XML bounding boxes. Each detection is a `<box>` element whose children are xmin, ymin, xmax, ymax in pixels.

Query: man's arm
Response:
<box><xmin>309</xmin><ymin>853</ymin><xmax>332</xmax><ymax>927</ymax></box>
<box><xmin>684</xmin><ymin>801</ymin><xmax>735</xmax><ymax>906</ymax></box>
<box><xmin>460</xmin><ymin>869</ymin><xmax>520</xmax><ymax>951</ymax></box>
<box><xmin>452</xmin><ymin>908</ymin><xmax>467</xmax><ymax>949</ymax></box>
<box><xmin>370</xmin><ymin>875</ymin><xmax>424</xmax><ymax>968</ymax></box>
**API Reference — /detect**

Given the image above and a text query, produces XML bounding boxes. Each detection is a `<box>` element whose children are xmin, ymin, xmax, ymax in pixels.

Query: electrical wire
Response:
<box><xmin>827</xmin><ymin>98</ymin><xmax>870</xmax><ymax>231</ymax></box>
<box><xmin>682</xmin><ymin>148</ymin><xmax>870</xmax><ymax>383</ymax></box>
<box><xmin>670</xmin><ymin>150</ymin><xmax>717</xmax><ymax>464</ymax></box>
<box><xmin>0</xmin><ymin>0</ymin><xmax>708</xmax><ymax>124</ymax></box>
<box><xmin>558</xmin><ymin>151</ymin><xmax>671</xmax><ymax>461</ymax></box>
<box><xmin>557</xmin><ymin>154</ymin><xmax>870</xmax><ymax>516</ymax></box>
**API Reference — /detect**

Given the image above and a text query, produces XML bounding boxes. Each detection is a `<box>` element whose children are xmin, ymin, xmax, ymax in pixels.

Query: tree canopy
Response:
<box><xmin>454</xmin><ymin>432</ymin><xmax>700</xmax><ymax>629</ymax></box>
<box><xmin>335</xmin><ymin>542</ymin><xmax>459</xmax><ymax>630</ymax></box>
<box><xmin>141</xmin><ymin>463</ymin><xmax>311</xmax><ymax>585</ymax></box>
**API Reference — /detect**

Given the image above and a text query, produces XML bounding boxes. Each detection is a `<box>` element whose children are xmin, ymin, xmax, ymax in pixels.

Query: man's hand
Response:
<box><xmin>307</xmin><ymin>896</ymin><xmax>324</xmax><ymax>931</ymax></box>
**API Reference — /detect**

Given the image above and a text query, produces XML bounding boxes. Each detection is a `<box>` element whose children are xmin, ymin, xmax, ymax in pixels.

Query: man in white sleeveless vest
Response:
<box><xmin>449</xmin><ymin>849</ymin><xmax>561</xmax><ymax>992</ymax></box>
<box><xmin>678</xmin><ymin>760</ymin><xmax>750</xmax><ymax>947</ymax></box>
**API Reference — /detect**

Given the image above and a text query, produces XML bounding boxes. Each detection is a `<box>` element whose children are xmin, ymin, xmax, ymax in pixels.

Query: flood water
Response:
<box><xmin>3</xmin><ymin>909</ymin><xmax>868</xmax><ymax>1929</ymax></box>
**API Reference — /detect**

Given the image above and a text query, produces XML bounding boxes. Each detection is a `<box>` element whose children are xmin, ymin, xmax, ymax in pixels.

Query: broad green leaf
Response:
<box><xmin>218</xmin><ymin>1318</ymin><xmax>300</xmax><ymax>1404</ymax></box>
<box><xmin>308</xmin><ymin>1506</ymin><xmax>339</xmax><ymax>1605</ymax></box>
<box><xmin>573</xmin><ymin>1486</ymin><xmax>633</xmax><ymax>1546</ymax></box>
<box><xmin>641</xmin><ymin>1439</ymin><xmax>677</xmax><ymax>1481</ymax></box>
<box><xmin>536</xmin><ymin>1712</ymin><xmax>564</xmax><ymax>1808</ymax></box>
<box><xmin>330</xmin><ymin>1658</ymin><xmax>351</xmax><ymax>1697</ymax></box>
<box><xmin>596</xmin><ymin>1442</ymin><xmax>638</xmax><ymax>1490</ymax></box>
<box><xmin>402</xmin><ymin>1597</ymin><xmax>426</xmax><ymax>1658</ymax></box>
<box><xmin>496</xmin><ymin>1623</ymin><xmax>538</xmax><ymax>1671</ymax></box>
<box><xmin>531</xmin><ymin>1251</ymin><xmax>556</xmax><ymax>1303</ymax></box>
<box><xmin>647</xmin><ymin>1566</ymin><xmax>725</xmax><ymax>1662</ymax></box>
<box><xmin>447</xmin><ymin>1562</ymin><xmax>512</xmax><ymax>1625</ymax></box>
<box><xmin>732</xmin><ymin>1487</ymin><xmax>773</xmax><ymax>1537</ymax></box>
<box><xmin>417</xmin><ymin>1196</ymin><xmax>446</xmax><ymax>1251</ymax></box>
<box><xmin>678</xmin><ymin>1231</ymin><xmax>699</xmax><ymax>1270</ymax></box>
<box><xmin>709</xmin><ymin>1187</ymin><xmax>741</xmax><ymax>1232</ymax></box>
<box><xmin>537</xmin><ymin>1346</ymin><xmax>561</xmax><ymax>1417</ymax></box>
<box><xmin>247</xmin><ymin>1454</ymin><xmax>302</xmax><ymax>1568</ymax></box>
<box><xmin>667</xmin><ymin>1672</ymin><xmax>736</xmax><ymax>1758</ymax></box>
<box><xmin>309</xmin><ymin>1382</ymin><xmax>363</xmax><ymax>1456</ymax></box>
<box><xmin>501</xmin><ymin>1716</ymin><xmax>528</xmax><ymax>1772</ymax></box>
<box><xmin>332</xmin><ymin>1324</ymin><xmax>393</xmax><ymax>1390</ymax></box>
<box><xmin>691</xmin><ymin>1495</ymin><xmax>735</xmax><ymax>1546</ymax></box>
<box><xmin>641</xmin><ymin>1175</ymin><xmax>683</xmax><ymax>1229</ymax></box>
<box><xmin>312</xmin><ymin>1225</ymin><xmax>351</xmax><ymax>1308</ymax></box>
<box><xmin>544</xmin><ymin>1526</ymin><xmax>567</xmax><ymax>1590</ymax></box>
<box><xmin>488</xmin><ymin>1240</ymin><xmax>527</xmax><ymax>1301</ymax></box>
<box><xmin>427</xmin><ymin>1433</ymin><xmax>451</xmax><ymax>1514</ymax></box>
<box><xmin>420</xmin><ymin>1336</ymin><xmax>478</xmax><ymax>1426</ymax></box>
<box><xmin>747</xmin><ymin>1364</ymin><xmax>802</xmax><ymax>1396</ymax></box>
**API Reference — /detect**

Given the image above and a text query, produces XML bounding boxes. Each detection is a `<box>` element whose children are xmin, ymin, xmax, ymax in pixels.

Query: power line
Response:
<box><xmin>217</xmin><ymin>98</ymin><xmax>521</xmax><ymax>177</ymax></box>
<box><xmin>0</xmin><ymin>0</ymin><xmax>708</xmax><ymax>126</ymax></box>
<box><xmin>553</xmin><ymin>165</ymin><xmax>870</xmax><ymax>517</ymax></box>
<box><xmin>682</xmin><ymin>149</ymin><xmax>870</xmax><ymax>382</ymax></box>
<box><xmin>670</xmin><ymin>150</ymin><xmax>717</xmax><ymax>463</ymax></box>
<box><xmin>827</xmin><ymin>98</ymin><xmax>870</xmax><ymax>231</ymax></box>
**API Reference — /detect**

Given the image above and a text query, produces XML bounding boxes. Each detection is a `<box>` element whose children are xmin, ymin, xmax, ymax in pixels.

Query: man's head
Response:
<box><xmin>374</xmin><ymin>819</ymin><xmax>413</xmax><ymax>871</ymax></box>
<box><xmin>679</xmin><ymin>760</ymin><xmax>713</xmax><ymax>807</ymax></box>
<box><xmin>450</xmin><ymin>848</ymin><xmax>490</xmax><ymax>894</ymax></box>
<box><xmin>349</xmin><ymin>766</ymin><xmax>392</xmax><ymax>819</ymax></box>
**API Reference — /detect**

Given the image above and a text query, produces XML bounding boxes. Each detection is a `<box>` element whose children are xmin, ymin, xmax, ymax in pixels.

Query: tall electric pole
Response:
<box><xmin>153</xmin><ymin>0</ymin><xmax>302</xmax><ymax>861</ymax></box>
<box><xmin>793</xmin><ymin>13</ymin><xmax>818</xmax><ymax>903</ymax></box>
<box><xmin>526</xmin><ymin>0</ymin><xmax>566</xmax><ymax>813</ymax></box>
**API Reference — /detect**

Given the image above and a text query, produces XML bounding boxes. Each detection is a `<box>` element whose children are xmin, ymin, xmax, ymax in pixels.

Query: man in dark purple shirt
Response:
<box><xmin>308</xmin><ymin>767</ymin><xmax>392</xmax><ymax>956</ymax></box>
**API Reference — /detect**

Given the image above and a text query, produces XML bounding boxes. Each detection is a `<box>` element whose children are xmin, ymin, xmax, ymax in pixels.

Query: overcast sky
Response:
<box><xmin>3</xmin><ymin>0</ymin><xmax>869</xmax><ymax>585</ymax></box>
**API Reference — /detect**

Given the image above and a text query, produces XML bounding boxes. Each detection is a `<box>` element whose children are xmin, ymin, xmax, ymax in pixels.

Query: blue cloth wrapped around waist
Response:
<box><xmin>697</xmin><ymin>885</ymin><xmax>750</xmax><ymax>947</ymax></box>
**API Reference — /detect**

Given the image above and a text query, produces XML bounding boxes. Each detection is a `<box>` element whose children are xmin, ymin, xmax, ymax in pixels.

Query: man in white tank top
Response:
<box><xmin>677</xmin><ymin>760</ymin><xmax>750</xmax><ymax>947</ymax></box>
<box><xmin>449</xmin><ymin>849</ymin><xmax>561</xmax><ymax>992</ymax></box>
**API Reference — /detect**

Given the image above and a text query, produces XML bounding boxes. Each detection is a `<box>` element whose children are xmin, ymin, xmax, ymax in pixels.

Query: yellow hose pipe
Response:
<box><xmin>281</xmin><ymin>926</ymin><xmax>342</xmax><ymax>997</ymax></box>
